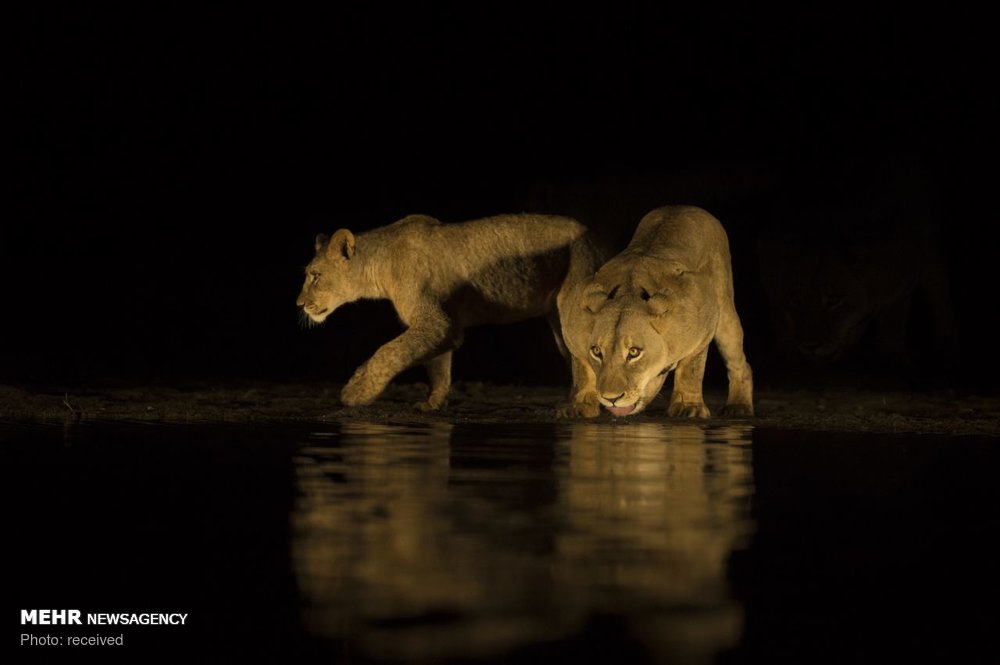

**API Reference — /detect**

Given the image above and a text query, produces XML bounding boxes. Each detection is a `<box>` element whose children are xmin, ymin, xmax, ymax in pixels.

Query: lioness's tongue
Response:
<box><xmin>606</xmin><ymin>404</ymin><xmax>636</xmax><ymax>417</ymax></box>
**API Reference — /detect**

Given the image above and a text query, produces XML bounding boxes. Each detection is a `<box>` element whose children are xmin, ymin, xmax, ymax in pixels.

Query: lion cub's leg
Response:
<box><xmin>341</xmin><ymin>311</ymin><xmax>454</xmax><ymax>407</ymax></box>
<box><xmin>668</xmin><ymin>344</ymin><xmax>711</xmax><ymax>419</ymax></box>
<box><xmin>557</xmin><ymin>356</ymin><xmax>601</xmax><ymax>418</ymax></box>
<box><xmin>415</xmin><ymin>351</ymin><xmax>452</xmax><ymax>412</ymax></box>
<box><xmin>714</xmin><ymin>303</ymin><xmax>754</xmax><ymax>417</ymax></box>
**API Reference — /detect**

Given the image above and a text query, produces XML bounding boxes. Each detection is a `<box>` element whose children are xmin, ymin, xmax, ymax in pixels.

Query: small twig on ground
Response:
<box><xmin>63</xmin><ymin>393</ymin><xmax>77</xmax><ymax>415</ymax></box>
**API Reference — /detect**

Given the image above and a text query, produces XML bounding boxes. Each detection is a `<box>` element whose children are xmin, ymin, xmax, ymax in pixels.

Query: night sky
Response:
<box><xmin>7</xmin><ymin>6</ymin><xmax>998</xmax><ymax>390</ymax></box>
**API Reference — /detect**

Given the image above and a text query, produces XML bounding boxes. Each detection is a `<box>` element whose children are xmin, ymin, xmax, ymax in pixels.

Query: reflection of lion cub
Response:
<box><xmin>560</xmin><ymin>206</ymin><xmax>753</xmax><ymax>419</ymax></box>
<box><xmin>297</xmin><ymin>214</ymin><xmax>602</xmax><ymax>410</ymax></box>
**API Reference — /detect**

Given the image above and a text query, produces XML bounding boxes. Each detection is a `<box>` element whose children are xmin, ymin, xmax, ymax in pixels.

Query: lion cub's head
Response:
<box><xmin>296</xmin><ymin>229</ymin><xmax>356</xmax><ymax>324</ymax></box>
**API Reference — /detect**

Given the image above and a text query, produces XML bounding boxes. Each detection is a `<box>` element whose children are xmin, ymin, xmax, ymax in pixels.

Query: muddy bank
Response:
<box><xmin>2</xmin><ymin>382</ymin><xmax>998</xmax><ymax>437</ymax></box>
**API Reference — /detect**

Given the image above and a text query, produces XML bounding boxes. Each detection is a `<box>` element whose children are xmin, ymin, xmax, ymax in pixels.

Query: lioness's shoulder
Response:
<box><xmin>636</xmin><ymin>205</ymin><xmax>722</xmax><ymax>233</ymax></box>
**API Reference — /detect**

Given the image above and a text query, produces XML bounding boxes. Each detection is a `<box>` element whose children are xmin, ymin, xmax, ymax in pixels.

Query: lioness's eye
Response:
<box><xmin>627</xmin><ymin>347</ymin><xmax>642</xmax><ymax>359</ymax></box>
<box><xmin>590</xmin><ymin>346</ymin><xmax>603</xmax><ymax>360</ymax></box>
<box><xmin>309</xmin><ymin>271</ymin><xmax>320</xmax><ymax>284</ymax></box>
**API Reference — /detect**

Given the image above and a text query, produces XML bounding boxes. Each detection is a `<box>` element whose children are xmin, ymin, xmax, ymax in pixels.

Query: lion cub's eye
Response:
<box><xmin>590</xmin><ymin>346</ymin><xmax>603</xmax><ymax>360</ymax></box>
<box><xmin>627</xmin><ymin>347</ymin><xmax>642</xmax><ymax>360</ymax></box>
<box><xmin>309</xmin><ymin>271</ymin><xmax>320</xmax><ymax>284</ymax></box>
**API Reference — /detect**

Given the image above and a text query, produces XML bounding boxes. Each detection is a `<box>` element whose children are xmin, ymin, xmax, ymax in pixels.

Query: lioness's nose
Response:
<box><xmin>295</xmin><ymin>296</ymin><xmax>305</xmax><ymax>307</ymax></box>
<box><xmin>604</xmin><ymin>393</ymin><xmax>625</xmax><ymax>405</ymax></box>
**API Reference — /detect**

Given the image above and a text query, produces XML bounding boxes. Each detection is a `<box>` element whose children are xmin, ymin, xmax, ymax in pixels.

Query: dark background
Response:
<box><xmin>7</xmin><ymin>5</ymin><xmax>998</xmax><ymax>392</ymax></box>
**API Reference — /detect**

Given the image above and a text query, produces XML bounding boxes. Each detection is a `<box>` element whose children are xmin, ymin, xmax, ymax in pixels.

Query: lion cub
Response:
<box><xmin>297</xmin><ymin>213</ymin><xmax>601</xmax><ymax>410</ymax></box>
<box><xmin>560</xmin><ymin>206</ymin><xmax>753</xmax><ymax>419</ymax></box>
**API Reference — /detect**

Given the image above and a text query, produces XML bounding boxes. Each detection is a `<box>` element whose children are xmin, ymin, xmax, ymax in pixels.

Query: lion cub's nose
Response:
<box><xmin>604</xmin><ymin>393</ymin><xmax>625</xmax><ymax>405</ymax></box>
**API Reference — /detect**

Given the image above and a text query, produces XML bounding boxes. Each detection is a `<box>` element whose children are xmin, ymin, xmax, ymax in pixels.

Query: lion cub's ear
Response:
<box><xmin>326</xmin><ymin>229</ymin><xmax>356</xmax><ymax>260</ymax></box>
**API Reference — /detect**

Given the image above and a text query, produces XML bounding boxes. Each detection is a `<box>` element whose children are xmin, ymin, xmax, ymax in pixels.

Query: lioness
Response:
<box><xmin>296</xmin><ymin>213</ymin><xmax>602</xmax><ymax>410</ymax></box>
<box><xmin>560</xmin><ymin>206</ymin><xmax>753</xmax><ymax>419</ymax></box>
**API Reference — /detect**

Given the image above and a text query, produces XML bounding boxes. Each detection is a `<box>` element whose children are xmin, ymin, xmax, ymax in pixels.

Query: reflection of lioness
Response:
<box><xmin>560</xmin><ymin>206</ymin><xmax>753</xmax><ymax>419</ymax></box>
<box><xmin>297</xmin><ymin>214</ymin><xmax>602</xmax><ymax>410</ymax></box>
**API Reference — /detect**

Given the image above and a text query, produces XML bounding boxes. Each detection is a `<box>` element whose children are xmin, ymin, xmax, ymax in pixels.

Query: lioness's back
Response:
<box><xmin>627</xmin><ymin>206</ymin><xmax>730</xmax><ymax>262</ymax></box>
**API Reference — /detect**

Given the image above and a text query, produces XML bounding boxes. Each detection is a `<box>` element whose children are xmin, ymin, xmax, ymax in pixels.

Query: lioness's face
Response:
<box><xmin>587</xmin><ymin>309</ymin><xmax>674</xmax><ymax>417</ymax></box>
<box><xmin>296</xmin><ymin>230</ymin><xmax>356</xmax><ymax>324</ymax></box>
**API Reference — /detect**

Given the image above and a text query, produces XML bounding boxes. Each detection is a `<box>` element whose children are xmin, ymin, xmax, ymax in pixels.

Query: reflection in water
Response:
<box><xmin>294</xmin><ymin>421</ymin><xmax>455</xmax><ymax>623</ymax></box>
<box><xmin>293</xmin><ymin>421</ymin><xmax>754</xmax><ymax>662</ymax></box>
<box><xmin>556</xmin><ymin>423</ymin><xmax>754</xmax><ymax>663</ymax></box>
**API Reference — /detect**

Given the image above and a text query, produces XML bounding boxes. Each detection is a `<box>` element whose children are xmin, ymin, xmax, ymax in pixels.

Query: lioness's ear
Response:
<box><xmin>582</xmin><ymin>283</ymin><xmax>613</xmax><ymax>314</ymax></box>
<box><xmin>664</xmin><ymin>260</ymin><xmax>688</xmax><ymax>277</ymax></box>
<box><xmin>314</xmin><ymin>233</ymin><xmax>329</xmax><ymax>252</ymax></box>
<box><xmin>583</xmin><ymin>291</ymin><xmax>606</xmax><ymax>314</ymax></box>
<box><xmin>646</xmin><ymin>293</ymin><xmax>671</xmax><ymax>315</ymax></box>
<box><xmin>327</xmin><ymin>229</ymin><xmax>356</xmax><ymax>260</ymax></box>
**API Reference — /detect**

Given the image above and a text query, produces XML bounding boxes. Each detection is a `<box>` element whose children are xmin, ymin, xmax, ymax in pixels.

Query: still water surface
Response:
<box><xmin>4</xmin><ymin>420</ymin><xmax>998</xmax><ymax>663</ymax></box>
<box><xmin>296</xmin><ymin>422</ymin><xmax>753</xmax><ymax>663</ymax></box>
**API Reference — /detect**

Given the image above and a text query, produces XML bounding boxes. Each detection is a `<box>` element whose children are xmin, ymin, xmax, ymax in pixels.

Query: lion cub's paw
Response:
<box><xmin>667</xmin><ymin>402</ymin><xmax>711</xmax><ymax>419</ymax></box>
<box><xmin>556</xmin><ymin>401</ymin><xmax>601</xmax><ymax>419</ymax></box>
<box><xmin>340</xmin><ymin>374</ymin><xmax>381</xmax><ymax>407</ymax></box>
<box><xmin>414</xmin><ymin>397</ymin><xmax>447</xmax><ymax>412</ymax></box>
<box><xmin>720</xmin><ymin>403</ymin><xmax>754</xmax><ymax>418</ymax></box>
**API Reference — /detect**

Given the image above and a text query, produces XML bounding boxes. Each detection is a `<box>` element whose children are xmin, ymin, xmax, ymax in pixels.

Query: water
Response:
<box><xmin>3</xmin><ymin>421</ymin><xmax>998</xmax><ymax>663</ymax></box>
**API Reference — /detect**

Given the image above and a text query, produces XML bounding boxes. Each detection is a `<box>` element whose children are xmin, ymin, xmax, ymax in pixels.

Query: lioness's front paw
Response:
<box><xmin>720</xmin><ymin>402</ymin><xmax>754</xmax><ymax>418</ymax></box>
<box><xmin>667</xmin><ymin>402</ymin><xmax>711</xmax><ymax>419</ymax></box>
<box><xmin>340</xmin><ymin>371</ymin><xmax>382</xmax><ymax>407</ymax></box>
<box><xmin>556</xmin><ymin>401</ymin><xmax>601</xmax><ymax>419</ymax></box>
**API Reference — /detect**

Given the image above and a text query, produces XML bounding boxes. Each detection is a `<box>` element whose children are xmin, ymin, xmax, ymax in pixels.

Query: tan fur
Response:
<box><xmin>296</xmin><ymin>214</ymin><xmax>603</xmax><ymax>410</ymax></box>
<box><xmin>560</xmin><ymin>206</ymin><xmax>753</xmax><ymax>419</ymax></box>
